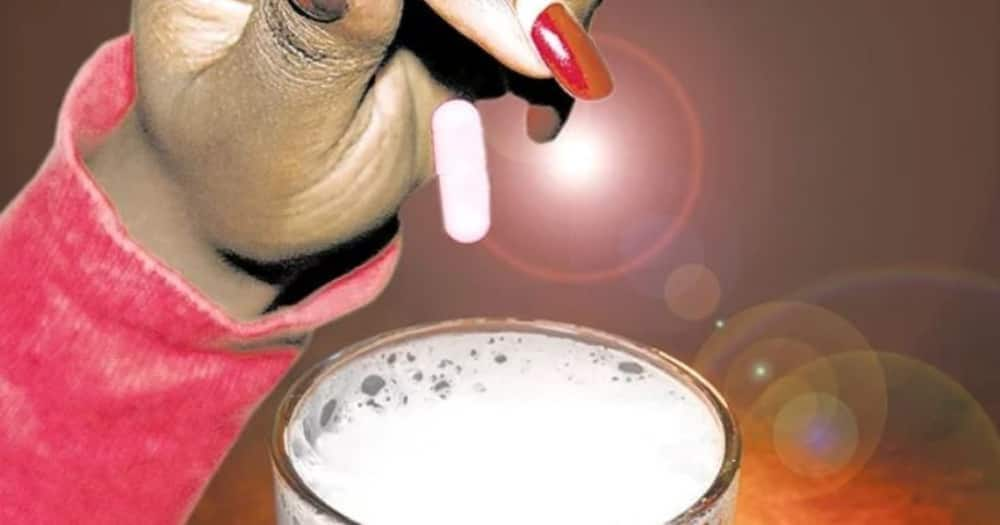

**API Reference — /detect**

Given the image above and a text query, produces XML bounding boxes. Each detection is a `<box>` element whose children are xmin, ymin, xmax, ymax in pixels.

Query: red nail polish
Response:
<box><xmin>290</xmin><ymin>0</ymin><xmax>348</xmax><ymax>23</ymax></box>
<box><xmin>530</xmin><ymin>4</ymin><xmax>613</xmax><ymax>101</ymax></box>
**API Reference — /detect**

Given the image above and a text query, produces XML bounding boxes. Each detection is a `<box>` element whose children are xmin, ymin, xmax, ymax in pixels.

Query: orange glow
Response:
<box><xmin>737</xmin><ymin>453</ymin><xmax>961</xmax><ymax>524</ymax></box>
<box><xmin>729</xmin><ymin>352</ymin><xmax>1000</xmax><ymax>523</ymax></box>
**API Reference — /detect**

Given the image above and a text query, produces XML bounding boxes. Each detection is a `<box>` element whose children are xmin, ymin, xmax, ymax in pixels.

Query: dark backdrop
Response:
<box><xmin>2</xmin><ymin>1</ymin><xmax>997</xmax><ymax>523</ymax></box>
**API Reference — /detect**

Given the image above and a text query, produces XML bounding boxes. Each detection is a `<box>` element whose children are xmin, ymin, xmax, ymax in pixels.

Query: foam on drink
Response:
<box><xmin>287</xmin><ymin>330</ymin><xmax>725</xmax><ymax>524</ymax></box>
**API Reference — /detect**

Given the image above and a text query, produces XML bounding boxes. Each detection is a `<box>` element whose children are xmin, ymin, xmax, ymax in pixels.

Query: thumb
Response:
<box><xmin>133</xmin><ymin>0</ymin><xmax>403</xmax><ymax>162</ymax></box>
<box><xmin>129</xmin><ymin>0</ymin><xmax>418</xmax><ymax>259</ymax></box>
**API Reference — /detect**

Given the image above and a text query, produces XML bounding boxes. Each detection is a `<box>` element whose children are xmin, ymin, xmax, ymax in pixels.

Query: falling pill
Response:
<box><xmin>432</xmin><ymin>99</ymin><xmax>492</xmax><ymax>244</ymax></box>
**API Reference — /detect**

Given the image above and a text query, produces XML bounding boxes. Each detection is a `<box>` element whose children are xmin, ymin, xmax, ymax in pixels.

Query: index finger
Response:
<box><xmin>423</xmin><ymin>0</ymin><xmax>613</xmax><ymax>100</ymax></box>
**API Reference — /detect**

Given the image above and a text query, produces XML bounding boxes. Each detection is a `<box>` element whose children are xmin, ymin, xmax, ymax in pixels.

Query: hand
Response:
<box><xmin>87</xmin><ymin>0</ymin><xmax>608</xmax><ymax>318</ymax></box>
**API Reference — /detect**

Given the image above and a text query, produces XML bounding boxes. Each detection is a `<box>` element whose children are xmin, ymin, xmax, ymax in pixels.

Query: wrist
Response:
<box><xmin>86</xmin><ymin>111</ymin><xmax>280</xmax><ymax>320</ymax></box>
<box><xmin>221</xmin><ymin>215</ymin><xmax>400</xmax><ymax>312</ymax></box>
<box><xmin>85</xmin><ymin>110</ymin><xmax>402</xmax><ymax>320</ymax></box>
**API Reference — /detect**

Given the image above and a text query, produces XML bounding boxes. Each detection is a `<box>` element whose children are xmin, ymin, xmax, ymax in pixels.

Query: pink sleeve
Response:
<box><xmin>0</xmin><ymin>36</ymin><xmax>400</xmax><ymax>524</ymax></box>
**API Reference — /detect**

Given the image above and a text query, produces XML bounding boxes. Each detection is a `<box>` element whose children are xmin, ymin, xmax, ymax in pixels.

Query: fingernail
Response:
<box><xmin>530</xmin><ymin>3</ymin><xmax>613</xmax><ymax>101</ymax></box>
<box><xmin>289</xmin><ymin>0</ymin><xmax>348</xmax><ymax>23</ymax></box>
<box><xmin>526</xmin><ymin>105</ymin><xmax>563</xmax><ymax>143</ymax></box>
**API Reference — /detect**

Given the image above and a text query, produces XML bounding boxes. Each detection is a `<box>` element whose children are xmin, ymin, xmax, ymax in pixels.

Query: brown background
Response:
<box><xmin>2</xmin><ymin>1</ymin><xmax>998</xmax><ymax>523</ymax></box>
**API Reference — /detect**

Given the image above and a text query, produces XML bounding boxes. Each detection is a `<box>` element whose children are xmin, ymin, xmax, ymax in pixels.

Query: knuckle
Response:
<box><xmin>255</xmin><ymin>0</ymin><xmax>388</xmax><ymax>80</ymax></box>
<box><xmin>289</xmin><ymin>0</ymin><xmax>348</xmax><ymax>23</ymax></box>
<box><xmin>262</xmin><ymin>0</ymin><xmax>332</xmax><ymax>66</ymax></box>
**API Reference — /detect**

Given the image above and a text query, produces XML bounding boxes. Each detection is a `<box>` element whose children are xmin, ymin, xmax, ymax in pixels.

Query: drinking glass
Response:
<box><xmin>272</xmin><ymin>319</ymin><xmax>740</xmax><ymax>524</ymax></box>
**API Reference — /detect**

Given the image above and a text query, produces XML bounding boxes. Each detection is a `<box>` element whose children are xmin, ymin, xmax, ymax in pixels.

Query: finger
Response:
<box><xmin>289</xmin><ymin>0</ymin><xmax>348</xmax><ymax>23</ymax></box>
<box><xmin>129</xmin><ymin>0</ymin><xmax>414</xmax><ymax>258</ymax></box>
<box><xmin>393</xmin><ymin>1</ymin><xmax>511</xmax><ymax>101</ymax></box>
<box><xmin>527</xmin><ymin>1</ymin><xmax>613</xmax><ymax>100</ymax></box>
<box><xmin>132</xmin><ymin>0</ymin><xmax>403</xmax><ymax>161</ymax></box>
<box><xmin>201</xmin><ymin>0</ymin><xmax>402</xmax><ymax>148</ymax></box>
<box><xmin>508</xmin><ymin>74</ymin><xmax>576</xmax><ymax>143</ymax></box>
<box><xmin>420</xmin><ymin>0</ymin><xmax>548</xmax><ymax>79</ymax></box>
<box><xmin>422</xmin><ymin>0</ymin><xmax>612</xmax><ymax>100</ymax></box>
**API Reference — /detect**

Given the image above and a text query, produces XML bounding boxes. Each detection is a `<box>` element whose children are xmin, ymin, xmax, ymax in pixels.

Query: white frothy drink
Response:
<box><xmin>285</xmin><ymin>329</ymin><xmax>726</xmax><ymax>525</ymax></box>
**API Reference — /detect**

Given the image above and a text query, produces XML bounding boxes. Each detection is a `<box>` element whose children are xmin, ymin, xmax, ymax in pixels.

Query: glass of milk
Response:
<box><xmin>271</xmin><ymin>319</ymin><xmax>740</xmax><ymax>525</ymax></box>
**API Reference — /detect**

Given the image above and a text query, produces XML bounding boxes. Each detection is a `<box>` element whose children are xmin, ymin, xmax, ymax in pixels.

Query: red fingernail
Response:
<box><xmin>290</xmin><ymin>0</ymin><xmax>348</xmax><ymax>23</ymax></box>
<box><xmin>530</xmin><ymin>4</ymin><xmax>613</xmax><ymax>101</ymax></box>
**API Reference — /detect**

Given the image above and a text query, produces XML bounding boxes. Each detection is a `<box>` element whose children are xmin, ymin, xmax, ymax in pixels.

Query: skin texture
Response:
<box><xmin>87</xmin><ymin>0</ymin><xmax>602</xmax><ymax>320</ymax></box>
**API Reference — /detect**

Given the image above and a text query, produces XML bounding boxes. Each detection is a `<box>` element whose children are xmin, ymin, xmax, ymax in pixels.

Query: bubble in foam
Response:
<box><xmin>286</xmin><ymin>329</ymin><xmax>730</xmax><ymax>525</ymax></box>
<box><xmin>359</xmin><ymin>375</ymin><xmax>386</xmax><ymax>397</ymax></box>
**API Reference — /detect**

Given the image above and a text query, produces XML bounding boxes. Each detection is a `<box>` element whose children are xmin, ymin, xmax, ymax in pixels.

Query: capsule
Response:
<box><xmin>432</xmin><ymin>99</ymin><xmax>492</xmax><ymax>244</ymax></box>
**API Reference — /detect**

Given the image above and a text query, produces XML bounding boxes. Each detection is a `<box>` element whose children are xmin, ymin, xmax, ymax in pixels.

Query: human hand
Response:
<box><xmin>87</xmin><ymin>0</ymin><xmax>610</xmax><ymax>317</ymax></box>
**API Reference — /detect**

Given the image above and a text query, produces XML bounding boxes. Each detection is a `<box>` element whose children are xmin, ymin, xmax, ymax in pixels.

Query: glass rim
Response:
<box><xmin>272</xmin><ymin>318</ymin><xmax>741</xmax><ymax>524</ymax></box>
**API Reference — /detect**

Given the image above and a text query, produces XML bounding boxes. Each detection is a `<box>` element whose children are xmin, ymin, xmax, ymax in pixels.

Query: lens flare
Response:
<box><xmin>868</xmin><ymin>353</ymin><xmax>1000</xmax><ymax>522</ymax></box>
<box><xmin>694</xmin><ymin>301</ymin><xmax>873</xmax><ymax>393</ymax></box>
<box><xmin>544</xmin><ymin>127</ymin><xmax>608</xmax><ymax>192</ymax></box>
<box><xmin>750</xmin><ymin>352</ymin><xmax>887</xmax><ymax>497</ymax></box>
<box><xmin>786</xmin><ymin>265</ymin><xmax>1000</xmax><ymax>352</ymax></box>
<box><xmin>736</xmin><ymin>353</ymin><xmax>1000</xmax><ymax>523</ymax></box>
<box><xmin>772</xmin><ymin>393</ymin><xmax>860</xmax><ymax>478</ymax></box>
<box><xmin>619</xmin><ymin>214</ymin><xmax>707</xmax><ymax>302</ymax></box>
<box><xmin>789</xmin><ymin>265</ymin><xmax>1000</xmax><ymax>302</ymax></box>
<box><xmin>694</xmin><ymin>302</ymin><xmax>887</xmax><ymax>502</ymax></box>
<box><xmin>480</xmin><ymin>34</ymin><xmax>704</xmax><ymax>283</ymax></box>
<box><xmin>664</xmin><ymin>264</ymin><xmax>721</xmax><ymax>321</ymax></box>
<box><xmin>721</xmin><ymin>338</ymin><xmax>832</xmax><ymax>414</ymax></box>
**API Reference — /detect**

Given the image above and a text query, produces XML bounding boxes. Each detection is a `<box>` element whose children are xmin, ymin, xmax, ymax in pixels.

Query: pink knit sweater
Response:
<box><xmin>0</xmin><ymin>36</ymin><xmax>400</xmax><ymax>524</ymax></box>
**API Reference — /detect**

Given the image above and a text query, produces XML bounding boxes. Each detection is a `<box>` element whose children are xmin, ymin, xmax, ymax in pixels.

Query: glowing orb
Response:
<box><xmin>663</xmin><ymin>264</ymin><xmax>722</xmax><ymax>321</ymax></box>
<box><xmin>478</xmin><ymin>34</ymin><xmax>704</xmax><ymax>283</ymax></box>
<box><xmin>772</xmin><ymin>393</ymin><xmax>861</xmax><ymax>478</ymax></box>
<box><xmin>543</xmin><ymin>128</ymin><xmax>608</xmax><ymax>192</ymax></box>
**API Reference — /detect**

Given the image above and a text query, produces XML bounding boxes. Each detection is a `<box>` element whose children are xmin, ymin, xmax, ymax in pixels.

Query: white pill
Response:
<box><xmin>432</xmin><ymin>99</ymin><xmax>492</xmax><ymax>244</ymax></box>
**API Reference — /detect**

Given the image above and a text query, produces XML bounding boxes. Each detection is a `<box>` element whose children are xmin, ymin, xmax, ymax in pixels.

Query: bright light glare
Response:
<box><xmin>545</xmin><ymin>127</ymin><xmax>608</xmax><ymax>192</ymax></box>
